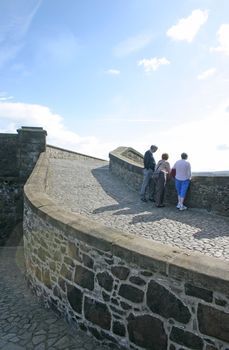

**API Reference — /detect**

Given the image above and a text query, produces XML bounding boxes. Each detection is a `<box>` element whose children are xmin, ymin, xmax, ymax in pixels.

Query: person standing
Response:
<box><xmin>172</xmin><ymin>152</ymin><xmax>191</xmax><ymax>211</ymax></box>
<box><xmin>140</xmin><ymin>145</ymin><xmax>158</xmax><ymax>202</ymax></box>
<box><xmin>153</xmin><ymin>153</ymin><xmax>171</xmax><ymax>207</ymax></box>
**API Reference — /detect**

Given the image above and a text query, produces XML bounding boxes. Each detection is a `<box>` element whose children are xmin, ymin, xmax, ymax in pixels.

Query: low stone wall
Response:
<box><xmin>46</xmin><ymin>144</ymin><xmax>105</xmax><ymax>161</ymax></box>
<box><xmin>0</xmin><ymin>127</ymin><xmax>47</xmax><ymax>245</ymax></box>
<box><xmin>24</xmin><ymin>149</ymin><xmax>229</xmax><ymax>350</ymax></box>
<box><xmin>0</xmin><ymin>177</ymin><xmax>23</xmax><ymax>245</ymax></box>
<box><xmin>109</xmin><ymin>147</ymin><xmax>229</xmax><ymax>217</ymax></box>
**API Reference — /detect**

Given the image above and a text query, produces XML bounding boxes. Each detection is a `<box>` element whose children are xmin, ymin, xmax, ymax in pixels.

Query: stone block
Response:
<box><xmin>146</xmin><ymin>280</ymin><xmax>191</xmax><ymax>323</ymax></box>
<box><xmin>170</xmin><ymin>327</ymin><xmax>204</xmax><ymax>350</ymax></box>
<box><xmin>185</xmin><ymin>283</ymin><xmax>213</xmax><ymax>302</ymax></box>
<box><xmin>67</xmin><ymin>284</ymin><xmax>83</xmax><ymax>314</ymax></box>
<box><xmin>97</xmin><ymin>271</ymin><xmax>114</xmax><ymax>292</ymax></box>
<box><xmin>118</xmin><ymin>284</ymin><xmax>144</xmax><ymax>303</ymax></box>
<box><xmin>197</xmin><ymin>304</ymin><xmax>229</xmax><ymax>343</ymax></box>
<box><xmin>84</xmin><ymin>296</ymin><xmax>111</xmax><ymax>330</ymax></box>
<box><xmin>127</xmin><ymin>314</ymin><xmax>167</xmax><ymax>349</ymax></box>
<box><xmin>74</xmin><ymin>265</ymin><xmax>94</xmax><ymax>291</ymax></box>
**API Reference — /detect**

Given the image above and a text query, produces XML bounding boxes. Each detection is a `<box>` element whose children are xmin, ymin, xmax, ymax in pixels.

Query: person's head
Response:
<box><xmin>150</xmin><ymin>145</ymin><xmax>158</xmax><ymax>153</ymax></box>
<box><xmin>161</xmin><ymin>153</ymin><xmax>169</xmax><ymax>160</ymax></box>
<box><xmin>181</xmin><ymin>152</ymin><xmax>188</xmax><ymax>160</ymax></box>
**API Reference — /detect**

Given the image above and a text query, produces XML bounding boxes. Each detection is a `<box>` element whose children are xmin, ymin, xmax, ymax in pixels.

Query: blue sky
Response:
<box><xmin>0</xmin><ymin>0</ymin><xmax>229</xmax><ymax>171</ymax></box>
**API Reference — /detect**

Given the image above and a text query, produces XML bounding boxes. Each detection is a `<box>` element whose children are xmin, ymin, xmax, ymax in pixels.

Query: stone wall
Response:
<box><xmin>0</xmin><ymin>127</ymin><xmax>47</xmax><ymax>245</ymax></box>
<box><xmin>24</xmin><ymin>150</ymin><xmax>229</xmax><ymax>350</ymax></box>
<box><xmin>109</xmin><ymin>147</ymin><xmax>229</xmax><ymax>217</ymax></box>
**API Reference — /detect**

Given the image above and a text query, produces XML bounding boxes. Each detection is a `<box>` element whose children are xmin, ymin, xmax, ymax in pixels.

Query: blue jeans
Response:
<box><xmin>175</xmin><ymin>179</ymin><xmax>190</xmax><ymax>198</ymax></box>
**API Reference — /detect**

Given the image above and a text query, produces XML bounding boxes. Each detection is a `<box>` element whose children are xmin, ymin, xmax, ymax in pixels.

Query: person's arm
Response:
<box><xmin>166</xmin><ymin>161</ymin><xmax>171</xmax><ymax>173</ymax></box>
<box><xmin>188</xmin><ymin>162</ymin><xmax>191</xmax><ymax>179</ymax></box>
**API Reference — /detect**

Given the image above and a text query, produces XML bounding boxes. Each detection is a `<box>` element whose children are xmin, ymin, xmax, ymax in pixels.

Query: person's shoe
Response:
<box><xmin>141</xmin><ymin>198</ymin><xmax>147</xmax><ymax>202</ymax></box>
<box><xmin>156</xmin><ymin>204</ymin><xmax>165</xmax><ymax>208</ymax></box>
<box><xmin>179</xmin><ymin>205</ymin><xmax>187</xmax><ymax>211</ymax></box>
<box><xmin>176</xmin><ymin>204</ymin><xmax>181</xmax><ymax>209</ymax></box>
<box><xmin>149</xmin><ymin>198</ymin><xmax>155</xmax><ymax>202</ymax></box>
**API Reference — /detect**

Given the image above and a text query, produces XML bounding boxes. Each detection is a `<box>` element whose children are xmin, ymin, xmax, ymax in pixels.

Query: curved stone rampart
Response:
<box><xmin>24</xmin><ymin>147</ymin><xmax>229</xmax><ymax>350</ymax></box>
<box><xmin>109</xmin><ymin>147</ymin><xmax>229</xmax><ymax>217</ymax></box>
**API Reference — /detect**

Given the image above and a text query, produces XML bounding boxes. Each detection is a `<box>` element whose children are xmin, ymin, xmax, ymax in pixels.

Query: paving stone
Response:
<box><xmin>46</xmin><ymin>158</ymin><xmax>229</xmax><ymax>261</ymax></box>
<box><xmin>0</xmin><ymin>247</ymin><xmax>110</xmax><ymax>350</ymax></box>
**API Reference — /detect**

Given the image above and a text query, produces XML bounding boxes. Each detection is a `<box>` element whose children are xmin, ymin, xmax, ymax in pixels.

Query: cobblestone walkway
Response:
<box><xmin>0</xmin><ymin>247</ymin><xmax>110</xmax><ymax>350</ymax></box>
<box><xmin>46</xmin><ymin>158</ymin><xmax>229</xmax><ymax>261</ymax></box>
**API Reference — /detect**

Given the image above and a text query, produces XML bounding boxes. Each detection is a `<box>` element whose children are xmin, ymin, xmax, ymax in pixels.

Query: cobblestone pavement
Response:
<box><xmin>0</xmin><ymin>247</ymin><xmax>110</xmax><ymax>350</ymax></box>
<box><xmin>46</xmin><ymin>158</ymin><xmax>229</xmax><ymax>261</ymax></box>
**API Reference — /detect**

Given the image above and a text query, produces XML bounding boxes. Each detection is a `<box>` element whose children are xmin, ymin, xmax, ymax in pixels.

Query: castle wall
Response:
<box><xmin>23</xmin><ymin>149</ymin><xmax>229</xmax><ymax>350</ymax></box>
<box><xmin>0</xmin><ymin>127</ymin><xmax>47</xmax><ymax>245</ymax></box>
<box><xmin>109</xmin><ymin>147</ymin><xmax>229</xmax><ymax>217</ymax></box>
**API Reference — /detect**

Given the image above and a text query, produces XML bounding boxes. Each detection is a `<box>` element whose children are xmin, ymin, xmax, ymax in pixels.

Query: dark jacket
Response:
<box><xmin>143</xmin><ymin>150</ymin><xmax>156</xmax><ymax>171</ymax></box>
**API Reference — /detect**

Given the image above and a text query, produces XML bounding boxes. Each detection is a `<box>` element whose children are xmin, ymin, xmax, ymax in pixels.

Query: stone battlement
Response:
<box><xmin>1</xmin><ymin>128</ymin><xmax>229</xmax><ymax>349</ymax></box>
<box><xmin>109</xmin><ymin>146</ymin><xmax>229</xmax><ymax>216</ymax></box>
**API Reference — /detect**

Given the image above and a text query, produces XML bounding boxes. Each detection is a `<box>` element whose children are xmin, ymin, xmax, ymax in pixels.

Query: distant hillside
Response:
<box><xmin>193</xmin><ymin>171</ymin><xmax>229</xmax><ymax>176</ymax></box>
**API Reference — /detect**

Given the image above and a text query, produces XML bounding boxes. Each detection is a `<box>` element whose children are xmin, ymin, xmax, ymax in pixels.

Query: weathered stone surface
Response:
<box><xmin>120</xmin><ymin>301</ymin><xmax>131</xmax><ymax>310</ymax></box>
<box><xmin>34</xmin><ymin>266</ymin><xmax>42</xmax><ymax>280</ymax></box>
<box><xmin>112</xmin><ymin>321</ymin><xmax>126</xmax><ymax>337</ymax></box>
<box><xmin>198</xmin><ymin>304</ymin><xmax>229</xmax><ymax>342</ymax></box>
<box><xmin>102</xmin><ymin>291</ymin><xmax>110</xmax><ymax>302</ymax></box>
<box><xmin>60</xmin><ymin>264</ymin><xmax>72</xmax><ymax>281</ymax></box>
<box><xmin>127</xmin><ymin>314</ymin><xmax>167</xmax><ymax>349</ymax></box>
<box><xmin>110</xmin><ymin>305</ymin><xmax>125</xmax><ymax>316</ymax></box>
<box><xmin>205</xmin><ymin>345</ymin><xmax>218</xmax><ymax>350</ymax></box>
<box><xmin>82</xmin><ymin>253</ymin><xmax>94</xmax><ymax>269</ymax></box>
<box><xmin>169</xmin><ymin>345</ymin><xmax>176</xmax><ymax>350</ymax></box>
<box><xmin>185</xmin><ymin>283</ymin><xmax>213</xmax><ymax>302</ymax></box>
<box><xmin>67</xmin><ymin>284</ymin><xmax>83</xmax><ymax>314</ymax></box>
<box><xmin>84</xmin><ymin>296</ymin><xmax>111</xmax><ymax>330</ymax></box>
<box><xmin>97</xmin><ymin>271</ymin><xmax>114</xmax><ymax>291</ymax></box>
<box><xmin>68</xmin><ymin>242</ymin><xmax>80</xmax><ymax>260</ymax></box>
<box><xmin>37</xmin><ymin>247</ymin><xmax>50</xmax><ymax>261</ymax></box>
<box><xmin>147</xmin><ymin>280</ymin><xmax>191</xmax><ymax>323</ymax></box>
<box><xmin>53</xmin><ymin>285</ymin><xmax>62</xmax><ymax>299</ymax></box>
<box><xmin>118</xmin><ymin>284</ymin><xmax>144</xmax><ymax>303</ymax></box>
<box><xmin>111</xmin><ymin>265</ymin><xmax>130</xmax><ymax>280</ymax></box>
<box><xmin>215</xmin><ymin>298</ymin><xmax>227</xmax><ymax>307</ymax></box>
<box><xmin>42</xmin><ymin>268</ymin><xmax>52</xmax><ymax>289</ymax></box>
<box><xmin>74</xmin><ymin>265</ymin><xmax>94</xmax><ymax>291</ymax></box>
<box><xmin>63</xmin><ymin>256</ymin><xmax>75</xmax><ymax>267</ymax></box>
<box><xmin>170</xmin><ymin>327</ymin><xmax>204</xmax><ymax>350</ymax></box>
<box><xmin>129</xmin><ymin>276</ymin><xmax>146</xmax><ymax>286</ymax></box>
<box><xmin>58</xmin><ymin>277</ymin><xmax>66</xmax><ymax>291</ymax></box>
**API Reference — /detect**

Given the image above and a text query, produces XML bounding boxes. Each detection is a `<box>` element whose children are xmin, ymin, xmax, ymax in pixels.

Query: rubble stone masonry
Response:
<box><xmin>23</xmin><ymin>150</ymin><xmax>229</xmax><ymax>350</ymax></box>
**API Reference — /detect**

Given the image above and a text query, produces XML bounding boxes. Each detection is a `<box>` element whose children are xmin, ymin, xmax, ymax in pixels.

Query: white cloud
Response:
<box><xmin>113</xmin><ymin>34</ymin><xmax>152</xmax><ymax>57</ymax></box>
<box><xmin>166</xmin><ymin>9</ymin><xmax>208</xmax><ymax>43</ymax></box>
<box><xmin>0</xmin><ymin>91</ymin><xmax>13</xmax><ymax>101</ymax></box>
<box><xmin>0</xmin><ymin>101</ymin><xmax>114</xmax><ymax>159</ymax></box>
<box><xmin>197</xmin><ymin>68</ymin><xmax>216</xmax><ymax>80</ymax></box>
<box><xmin>138</xmin><ymin>57</ymin><xmax>170</xmax><ymax>72</ymax></box>
<box><xmin>210</xmin><ymin>24</ymin><xmax>229</xmax><ymax>56</ymax></box>
<box><xmin>217</xmin><ymin>144</ymin><xmax>229</xmax><ymax>151</ymax></box>
<box><xmin>157</xmin><ymin>100</ymin><xmax>229</xmax><ymax>171</ymax></box>
<box><xmin>105</xmin><ymin>69</ymin><xmax>120</xmax><ymax>75</ymax></box>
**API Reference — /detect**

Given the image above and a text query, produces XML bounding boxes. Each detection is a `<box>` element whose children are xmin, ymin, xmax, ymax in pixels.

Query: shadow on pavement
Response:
<box><xmin>92</xmin><ymin>165</ymin><xmax>229</xmax><ymax>240</ymax></box>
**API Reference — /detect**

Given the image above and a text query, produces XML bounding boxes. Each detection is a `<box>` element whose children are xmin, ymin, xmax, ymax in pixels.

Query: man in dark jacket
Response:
<box><xmin>140</xmin><ymin>145</ymin><xmax>158</xmax><ymax>202</ymax></box>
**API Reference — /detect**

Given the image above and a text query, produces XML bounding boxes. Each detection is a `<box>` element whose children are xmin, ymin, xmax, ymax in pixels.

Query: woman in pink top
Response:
<box><xmin>172</xmin><ymin>153</ymin><xmax>191</xmax><ymax>211</ymax></box>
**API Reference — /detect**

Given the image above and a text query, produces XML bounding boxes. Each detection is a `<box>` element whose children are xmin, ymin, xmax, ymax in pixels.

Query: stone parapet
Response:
<box><xmin>23</xmin><ymin>149</ymin><xmax>229</xmax><ymax>350</ymax></box>
<box><xmin>0</xmin><ymin>127</ymin><xmax>47</xmax><ymax>245</ymax></box>
<box><xmin>109</xmin><ymin>147</ymin><xmax>229</xmax><ymax>217</ymax></box>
